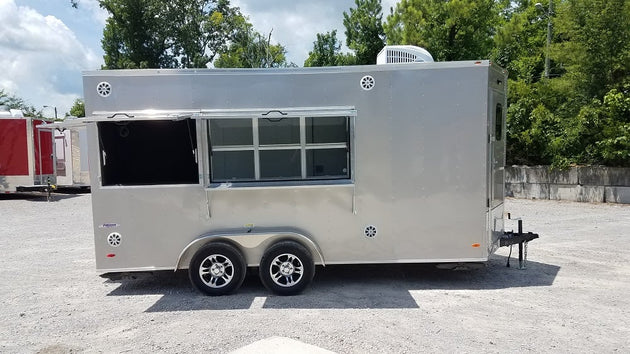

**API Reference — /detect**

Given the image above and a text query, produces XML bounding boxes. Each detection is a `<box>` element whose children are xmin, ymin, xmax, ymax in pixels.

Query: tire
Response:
<box><xmin>259</xmin><ymin>241</ymin><xmax>315</xmax><ymax>296</ymax></box>
<box><xmin>189</xmin><ymin>242</ymin><xmax>246</xmax><ymax>296</ymax></box>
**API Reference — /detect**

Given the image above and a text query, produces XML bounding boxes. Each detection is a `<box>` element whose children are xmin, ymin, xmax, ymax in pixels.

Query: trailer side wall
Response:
<box><xmin>83</xmin><ymin>63</ymin><xmax>498</xmax><ymax>271</ymax></box>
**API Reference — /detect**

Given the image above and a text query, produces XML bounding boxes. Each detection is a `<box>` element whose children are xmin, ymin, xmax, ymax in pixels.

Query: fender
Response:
<box><xmin>175</xmin><ymin>230</ymin><xmax>326</xmax><ymax>270</ymax></box>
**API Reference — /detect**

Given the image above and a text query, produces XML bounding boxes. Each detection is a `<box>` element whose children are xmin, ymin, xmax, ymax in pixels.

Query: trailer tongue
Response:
<box><xmin>501</xmin><ymin>217</ymin><xmax>540</xmax><ymax>269</ymax></box>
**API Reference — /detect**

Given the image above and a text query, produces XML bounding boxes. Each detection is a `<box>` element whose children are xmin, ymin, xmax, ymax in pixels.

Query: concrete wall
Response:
<box><xmin>506</xmin><ymin>166</ymin><xmax>630</xmax><ymax>204</ymax></box>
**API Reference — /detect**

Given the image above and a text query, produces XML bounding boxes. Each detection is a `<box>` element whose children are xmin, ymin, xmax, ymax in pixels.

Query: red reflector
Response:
<box><xmin>106</xmin><ymin>254</ymin><xmax>116</xmax><ymax>258</ymax></box>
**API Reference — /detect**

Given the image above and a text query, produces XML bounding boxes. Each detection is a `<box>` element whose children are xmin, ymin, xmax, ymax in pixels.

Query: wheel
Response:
<box><xmin>189</xmin><ymin>242</ymin><xmax>246</xmax><ymax>296</ymax></box>
<box><xmin>259</xmin><ymin>241</ymin><xmax>315</xmax><ymax>296</ymax></box>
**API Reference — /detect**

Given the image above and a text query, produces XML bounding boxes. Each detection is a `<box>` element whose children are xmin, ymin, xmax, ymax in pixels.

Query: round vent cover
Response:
<box><xmin>364</xmin><ymin>225</ymin><xmax>377</xmax><ymax>238</ymax></box>
<box><xmin>107</xmin><ymin>232</ymin><xmax>122</xmax><ymax>247</ymax></box>
<box><xmin>360</xmin><ymin>75</ymin><xmax>375</xmax><ymax>90</ymax></box>
<box><xmin>97</xmin><ymin>81</ymin><xmax>112</xmax><ymax>97</ymax></box>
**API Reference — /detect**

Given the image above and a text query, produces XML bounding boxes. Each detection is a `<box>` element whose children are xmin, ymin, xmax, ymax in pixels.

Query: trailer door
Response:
<box><xmin>0</xmin><ymin>119</ymin><xmax>29</xmax><ymax>176</ymax></box>
<box><xmin>489</xmin><ymin>90</ymin><xmax>506</xmax><ymax>208</ymax></box>
<box><xmin>487</xmin><ymin>83</ymin><xmax>506</xmax><ymax>251</ymax></box>
<box><xmin>33</xmin><ymin>119</ymin><xmax>55</xmax><ymax>183</ymax></box>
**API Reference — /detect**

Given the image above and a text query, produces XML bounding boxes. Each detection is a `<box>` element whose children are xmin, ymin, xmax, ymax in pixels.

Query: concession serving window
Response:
<box><xmin>205</xmin><ymin>107</ymin><xmax>355</xmax><ymax>184</ymax></box>
<box><xmin>98</xmin><ymin>118</ymin><xmax>199</xmax><ymax>186</ymax></box>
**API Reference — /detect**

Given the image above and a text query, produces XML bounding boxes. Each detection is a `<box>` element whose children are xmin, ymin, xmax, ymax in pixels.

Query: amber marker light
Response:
<box><xmin>471</xmin><ymin>243</ymin><xmax>481</xmax><ymax>248</ymax></box>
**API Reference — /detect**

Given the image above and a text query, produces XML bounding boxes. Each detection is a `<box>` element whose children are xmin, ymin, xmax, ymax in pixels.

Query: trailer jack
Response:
<box><xmin>500</xmin><ymin>218</ymin><xmax>539</xmax><ymax>269</ymax></box>
<box><xmin>45</xmin><ymin>177</ymin><xmax>56</xmax><ymax>202</ymax></box>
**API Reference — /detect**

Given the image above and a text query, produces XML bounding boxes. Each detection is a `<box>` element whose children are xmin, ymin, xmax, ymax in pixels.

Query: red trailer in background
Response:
<box><xmin>0</xmin><ymin>109</ymin><xmax>55</xmax><ymax>194</ymax></box>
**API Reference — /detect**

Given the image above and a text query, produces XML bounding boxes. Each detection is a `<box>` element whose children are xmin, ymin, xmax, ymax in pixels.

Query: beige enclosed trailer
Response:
<box><xmin>63</xmin><ymin>50</ymin><xmax>537</xmax><ymax>295</ymax></box>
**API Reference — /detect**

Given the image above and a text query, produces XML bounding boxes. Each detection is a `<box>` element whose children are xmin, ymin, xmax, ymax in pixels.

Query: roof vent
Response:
<box><xmin>360</xmin><ymin>75</ymin><xmax>375</xmax><ymax>91</ymax></box>
<box><xmin>376</xmin><ymin>45</ymin><xmax>434</xmax><ymax>65</ymax></box>
<box><xmin>364</xmin><ymin>225</ymin><xmax>377</xmax><ymax>238</ymax></box>
<box><xmin>97</xmin><ymin>81</ymin><xmax>112</xmax><ymax>98</ymax></box>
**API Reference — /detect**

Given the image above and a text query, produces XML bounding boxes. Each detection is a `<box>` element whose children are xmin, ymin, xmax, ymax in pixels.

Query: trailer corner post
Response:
<box><xmin>518</xmin><ymin>219</ymin><xmax>524</xmax><ymax>269</ymax></box>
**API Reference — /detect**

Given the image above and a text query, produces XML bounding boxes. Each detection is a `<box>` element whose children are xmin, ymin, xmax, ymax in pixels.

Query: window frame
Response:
<box><xmin>97</xmin><ymin>118</ymin><xmax>201</xmax><ymax>187</ymax></box>
<box><xmin>204</xmin><ymin>108</ymin><xmax>355</xmax><ymax>186</ymax></box>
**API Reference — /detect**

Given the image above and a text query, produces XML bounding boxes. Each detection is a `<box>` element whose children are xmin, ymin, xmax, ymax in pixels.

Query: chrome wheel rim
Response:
<box><xmin>199</xmin><ymin>254</ymin><xmax>234</xmax><ymax>288</ymax></box>
<box><xmin>269</xmin><ymin>253</ymin><xmax>304</xmax><ymax>287</ymax></box>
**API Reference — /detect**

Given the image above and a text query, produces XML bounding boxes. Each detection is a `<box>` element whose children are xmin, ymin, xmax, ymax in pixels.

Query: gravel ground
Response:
<box><xmin>1</xmin><ymin>194</ymin><xmax>629</xmax><ymax>353</ymax></box>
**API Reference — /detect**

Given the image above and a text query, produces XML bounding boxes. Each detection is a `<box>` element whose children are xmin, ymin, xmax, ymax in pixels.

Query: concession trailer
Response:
<box><xmin>57</xmin><ymin>46</ymin><xmax>538</xmax><ymax>296</ymax></box>
<box><xmin>0</xmin><ymin>108</ymin><xmax>55</xmax><ymax>194</ymax></box>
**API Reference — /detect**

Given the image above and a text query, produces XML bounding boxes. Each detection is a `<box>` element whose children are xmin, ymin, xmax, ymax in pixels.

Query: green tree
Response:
<box><xmin>502</xmin><ymin>0</ymin><xmax>630</xmax><ymax>167</ymax></box>
<box><xmin>98</xmin><ymin>0</ymin><xmax>245</xmax><ymax>69</ymax></box>
<box><xmin>100</xmin><ymin>0</ymin><xmax>174</xmax><ymax>69</ymax></box>
<box><xmin>383</xmin><ymin>0</ymin><xmax>499</xmax><ymax>61</ymax></box>
<box><xmin>0</xmin><ymin>89</ymin><xmax>41</xmax><ymax>117</ymax></box>
<box><xmin>68</xmin><ymin>99</ymin><xmax>85</xmax><ymax>118</ymax></box>
<box><xmin>304</xmin><ymin>30</ymin><xmax>356</xmax><ymax>67</ymax></box>
<box><xmin>169</xmin><ymin>0</ymin><xmax>247</xmax><ymax>68</ymax></box>
<box><xmin>215</xmin><ymin>25</ymin><xmax>294</xmax><ymax>68</ymax></box>
<box><xmin>553</xmin><ymin>0</ymin><xmax>630</xmax><ymax>99</ymax></box>
<box><xmin>492</xmin><ymin>1</ymin><xmax>548</xmax><ymax>83</ymax></box>
<box><xmin>343</xmin><ymin>0</ymin><xmax>385</xmax><ymax>64</ymax></box>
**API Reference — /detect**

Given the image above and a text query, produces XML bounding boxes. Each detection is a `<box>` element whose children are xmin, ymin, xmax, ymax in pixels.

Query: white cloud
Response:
<box><xmin>233</xmin><ymin>0</ymin><xmax>401</xmax><ymax>66</ymax></box>
<box><xmin>0</xmin><ymin>0</ymin><xmax>102</xmax><ymax>117</ymax></box>
<box><xmin>79</xmin><ymin>0</ymin><xmax>109</xmax><ymax>26</ymax></box>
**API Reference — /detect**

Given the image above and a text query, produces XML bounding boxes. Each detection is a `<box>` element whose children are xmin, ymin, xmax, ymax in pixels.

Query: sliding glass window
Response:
<box><xmin>209</xmin><ymin>114</ymin><xmax>351</xmax><ymax>183</ymax></box>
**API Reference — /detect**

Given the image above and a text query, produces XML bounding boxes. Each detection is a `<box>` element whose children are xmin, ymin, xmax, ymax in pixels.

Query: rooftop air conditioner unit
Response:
<box><xmin>376</xmin><ymin>45</ymin><xmax>434</xmax><ymax>65</ymax></box>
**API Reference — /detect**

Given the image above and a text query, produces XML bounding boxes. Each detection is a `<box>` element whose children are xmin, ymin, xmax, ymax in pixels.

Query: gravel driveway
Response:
<box><xmin>1</xmin><ymin>194</ymin><xmax>629</xmax><ymax>353</ymax></box>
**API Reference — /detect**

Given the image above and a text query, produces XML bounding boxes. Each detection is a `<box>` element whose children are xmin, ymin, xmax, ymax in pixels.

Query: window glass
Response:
<box><xmin>211</xmin><ymin>151</ymin><xmax>255</xmax><ymax>181</ymax></box>
<box><xmin>259</xmin><ymin>117</ymin><xmax>300</xmax><ymax>145</ymax></box>
<box><xmin>495</xmin><ymin>104</ymin><xmax>503</xmax><ymax>141</ymax></box>
<box><xmin>260</xmin><ymin>150</ymin><xmax>301</xmax><ymax>180</ymax></box>
<box><xmin>207</xmin><ymin>113</ymin><xmax>352</xmax><ymax>184</ymax></box>
<box><xmin>306</xmin><ymin>116</ymin><xmax>348</xmax><ymax>144</ymax></box>
<box><xmin>210</xmin><ymin>119</ymin><xmax>252</xmax><ymax>146</ymax></box>
<box><xmin>306</xmin><ymin>149</ymin><xmax>349</xmax><ymax>178</ymax></box>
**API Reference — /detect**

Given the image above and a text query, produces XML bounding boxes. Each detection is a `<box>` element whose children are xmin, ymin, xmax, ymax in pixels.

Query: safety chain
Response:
<box><xmin>521</xmin><ymin>241</ymin><xmax>529</xmax><ymax>270</ymax></box>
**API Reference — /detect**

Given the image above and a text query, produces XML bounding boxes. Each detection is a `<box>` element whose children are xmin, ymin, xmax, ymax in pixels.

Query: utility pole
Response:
<box><xmin>43</xmin><ymin>105</ymin><xmax>58</xmax><ymax>120</ymax></box>
<box><xmin>536</xmin><ymin>0</ymin><xmax>553</xmax><ymax>79</ymax></box>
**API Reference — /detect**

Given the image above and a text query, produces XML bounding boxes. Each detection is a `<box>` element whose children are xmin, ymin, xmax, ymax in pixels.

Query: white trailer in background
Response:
<box><xmin>53</xmin><ymin>123</ymin><xmax>90</xmax><ymax>189</ymax></box>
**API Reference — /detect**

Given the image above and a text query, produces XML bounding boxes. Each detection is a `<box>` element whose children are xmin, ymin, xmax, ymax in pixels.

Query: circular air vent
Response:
<box><xmin>107</xmin><ymin>232</ymin><xmax>122</xmax><ymax>247</ymax></box>
<box><xmin>364</xmin><ymin>225</ymin><xmax>377</xmax><ymax>238</ymax></box>
<box><xmin>97</xmin><ymin>81</ymin><xmax>112</xmax><ymax>97</ymax></box>
<box><xmin>360</xmin><ymin>75</ymin><xmax>375</xmax><ymax>91</ymax></box>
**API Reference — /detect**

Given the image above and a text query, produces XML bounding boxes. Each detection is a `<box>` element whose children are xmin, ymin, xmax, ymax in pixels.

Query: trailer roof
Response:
<box><xmin>82</xmin><ymin>60</ymin><xmax>494</xmax><ymax>77</ymax></box>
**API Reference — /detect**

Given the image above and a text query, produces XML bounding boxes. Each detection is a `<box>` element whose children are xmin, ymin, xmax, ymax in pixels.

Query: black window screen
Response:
<box><xmin>495</xmin><ymin>104</ymin><xmax>503</xmax><ymax>141</ymax></box>
<box><xmin>98</xmin><ymin>119</ymin><xmax>198</xmax><ymax>186</ymax></box>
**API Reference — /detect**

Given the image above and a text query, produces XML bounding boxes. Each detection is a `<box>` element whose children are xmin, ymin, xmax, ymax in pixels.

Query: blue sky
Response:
<box><xmin>1</xmin><ymin>0</ymin><xmax>397</xmax><ymax>117</ymax></box>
